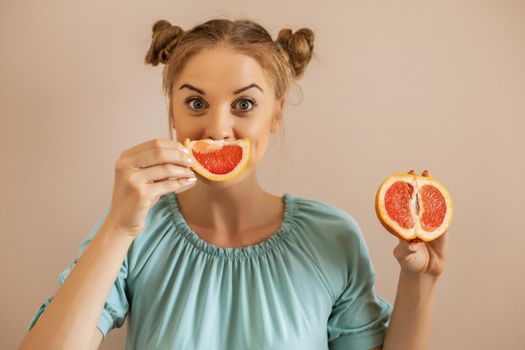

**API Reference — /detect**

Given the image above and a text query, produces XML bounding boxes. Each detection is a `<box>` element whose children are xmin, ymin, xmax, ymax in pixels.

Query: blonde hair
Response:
<box><xmin>144</xmin><ymin>18</ymin><xmax>315</xmax><ymax>140</ymax></box>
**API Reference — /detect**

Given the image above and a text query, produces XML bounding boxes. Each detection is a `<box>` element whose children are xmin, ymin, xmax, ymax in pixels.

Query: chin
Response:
<box><xmin>197</xmin><ymin>166</ymin><xmax>254</xmax><ymax>188</ymax></box>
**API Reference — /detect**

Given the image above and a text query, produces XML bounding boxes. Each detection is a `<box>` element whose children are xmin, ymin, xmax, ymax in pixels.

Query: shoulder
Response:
<box><xmin>288</xmin><ymin>194</ymin><xmax>372</xmax><ymax>289</ymax></box>
<box><xmin>290</xmin><ymin>194</ymin><xmax>365</xmax><ymax>246</ymax></box>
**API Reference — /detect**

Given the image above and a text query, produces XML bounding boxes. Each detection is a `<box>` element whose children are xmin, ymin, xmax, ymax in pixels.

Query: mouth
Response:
<box><xmin>184</xmin><ymin>137</ymin><xmax>251</xmax><ymax>182</ymax></box>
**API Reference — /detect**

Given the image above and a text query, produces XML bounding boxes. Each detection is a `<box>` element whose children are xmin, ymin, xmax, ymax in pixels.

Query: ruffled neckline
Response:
<box><xmin>166</xmin><ymin>192</ymin><xmax>296</xmax><ymax>259</ymax></box>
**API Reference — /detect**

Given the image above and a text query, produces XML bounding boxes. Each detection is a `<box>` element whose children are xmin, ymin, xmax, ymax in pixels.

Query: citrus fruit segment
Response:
<box><xmin>375</xmin><ymin>172</ymin><xmax>453</xmax><ymax>242</ymax></box>
<box><xmin>183</xmin><ymin>138</ymin><xmax>250</xmax><ymax>182</ymax></box>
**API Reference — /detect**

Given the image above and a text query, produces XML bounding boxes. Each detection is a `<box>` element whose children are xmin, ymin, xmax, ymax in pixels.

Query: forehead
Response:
<box><xmin>174</xmin><ymin>46</ymin><xmax>271</xmax><ymax>93</ymax></box>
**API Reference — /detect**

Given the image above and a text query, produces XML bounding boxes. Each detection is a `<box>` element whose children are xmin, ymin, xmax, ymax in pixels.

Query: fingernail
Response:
<box><xmin>186</xmin><ymin>177</ymin><xmax>197</xmax><ymax>182</ymax></box>
<box><xmin>183</xmin><ymin>148</ymin><xmax>189</xmax><ymax>155</ymax></box>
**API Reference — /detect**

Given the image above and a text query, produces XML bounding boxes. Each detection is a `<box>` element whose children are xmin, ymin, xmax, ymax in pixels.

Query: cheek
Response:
<box><xmin>247</xmin><ymin>135</ymin><xmax>270</xmax><ymax>166</ymax></box>
<box><xmin>174</xmin><ymin>115</ymin><xmax>206</xmax><ymax>140</ymax></box>
<box><xmin>242</xmin><ymin>112</ymin><xmax>274</xmax><ymax>165</ymax></box>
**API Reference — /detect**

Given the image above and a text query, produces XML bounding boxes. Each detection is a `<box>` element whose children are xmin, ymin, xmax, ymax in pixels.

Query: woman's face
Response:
<box><xmin>170</xmin><ymin>46</ymin><xmax>284</xmax><ymax>185</ymax></box>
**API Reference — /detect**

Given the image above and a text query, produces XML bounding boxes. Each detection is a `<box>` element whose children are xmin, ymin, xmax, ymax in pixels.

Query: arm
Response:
<box><xmin>381</xmin><ymin>271</ymin><xmax>438</xmax><ymax>350</ymax></box>
<box><xmin>88</xmin><ymin>329</ymin><xmax>104</xmax><ymax>350</ymax></box>
<box><xmin>19</xmin><ymin>218</ymin><xmax>135</xmax><ymax>350</ymax></box>
<box><xmin>381</xmin><ymin>169</ymin><xmax>447</xmax><ymax>350</ymax></box>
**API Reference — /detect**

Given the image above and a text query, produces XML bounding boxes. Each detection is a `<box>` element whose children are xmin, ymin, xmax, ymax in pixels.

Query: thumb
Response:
<box><xmin>394</xmin><ymin>238</ymin><xmax>418</xmax><ymax>260</ymax></box>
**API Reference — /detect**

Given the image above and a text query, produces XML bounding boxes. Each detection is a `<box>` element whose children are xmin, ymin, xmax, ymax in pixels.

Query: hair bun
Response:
<box><xmin>145</xmin><ymin>19</ymin><xmax>185</xmax><ymax>66</ymax></box>
<box><xmin>152</xmin><ymin>19</ymin><xmax>173</xmax><ymax>35</ymax></box>
<box><xmin>276</xmin><ymin>27</ymin><xmax>314</xmax><ymax>79</ymax></box>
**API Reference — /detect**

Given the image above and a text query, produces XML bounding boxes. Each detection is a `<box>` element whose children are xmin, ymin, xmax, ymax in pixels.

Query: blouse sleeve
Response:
<box><xmin>26</xmin><ymin>207</ymin><xmax>130</xmax><ymax>339</ymax></box>
<box><xmin>327</xmin><ymin>217</ymin><xmax>393</xmax><ymax>350</ymax></box>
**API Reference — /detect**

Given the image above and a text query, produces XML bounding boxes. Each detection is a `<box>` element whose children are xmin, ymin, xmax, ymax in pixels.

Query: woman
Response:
<box><xmin>20</xmin><ymin>18</ymin><xmax>447</xmax><ymax>350</ymax></box>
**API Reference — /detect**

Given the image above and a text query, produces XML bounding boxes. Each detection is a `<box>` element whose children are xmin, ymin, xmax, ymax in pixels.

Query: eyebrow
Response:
<box><xmin>179</xmin><ymin>83</ymin><xmax>264</xmax><ymax>95</ymax></box>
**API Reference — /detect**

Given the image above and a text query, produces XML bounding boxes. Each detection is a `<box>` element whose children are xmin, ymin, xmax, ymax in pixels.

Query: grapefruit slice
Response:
<box><xmin>375</xmin><ymin>172</ymin><xmax>453</xmax><ymax>242</ymax></box>
<box><xmin>183</xmin><ymin>138</ymin><xmax>250</xmax><ymax>182</ymax></box>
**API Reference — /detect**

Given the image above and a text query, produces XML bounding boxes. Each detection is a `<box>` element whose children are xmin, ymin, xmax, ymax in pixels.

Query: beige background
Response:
<box><xmin>1</xmin><ymin>0</ymin><xmax>524</xmax><ymax>349</ymax></box>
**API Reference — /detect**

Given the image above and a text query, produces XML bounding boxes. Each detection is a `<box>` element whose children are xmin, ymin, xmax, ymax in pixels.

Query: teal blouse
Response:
<box><xmin>28</xmin><ymin>192</ymin><xmax>392</xmax><ymax>349</ymax></box>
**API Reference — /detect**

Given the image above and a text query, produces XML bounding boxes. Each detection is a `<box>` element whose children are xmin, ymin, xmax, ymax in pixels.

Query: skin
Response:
<box><xmin>170</xmin><ymin>45</ymin><xmax>286</xmax><ymax>248</ymax></box>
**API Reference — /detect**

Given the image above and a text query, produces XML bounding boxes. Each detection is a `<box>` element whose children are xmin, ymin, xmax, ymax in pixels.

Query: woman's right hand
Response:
<box><xmin>105</xmin><ymin>138</ymin><xmax>196</xmax><ymax>236</ymax></box>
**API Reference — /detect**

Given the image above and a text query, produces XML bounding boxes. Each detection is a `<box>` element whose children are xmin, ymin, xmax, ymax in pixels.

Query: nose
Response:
<box><xmin>203</xmin><ymin>106</ymin><xmax>236</xmax><ymax>141</ymax></box>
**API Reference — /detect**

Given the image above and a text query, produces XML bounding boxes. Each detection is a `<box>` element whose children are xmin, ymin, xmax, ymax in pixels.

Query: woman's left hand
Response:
<box><xmin>392</xmin><ymin>169</ymin><xmax>448</xmax><ymax>279</ymax></box>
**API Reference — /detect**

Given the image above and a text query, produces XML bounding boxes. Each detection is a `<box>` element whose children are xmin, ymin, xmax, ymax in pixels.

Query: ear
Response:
<box><xmin>271</xmin><ymin>97</ymin><xmax>285</xmax><ymax>133</ymax></box>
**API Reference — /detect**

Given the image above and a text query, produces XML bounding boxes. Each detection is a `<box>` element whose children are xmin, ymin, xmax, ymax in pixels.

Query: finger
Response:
<box><xmin>135</xmin><ymin>163</ymin><xmax>196</xmax><ymax>183</ymax></box>
<box><xmin>121</xmin><ymin>138</ymin><xmax>187</xmax><ymax>158</ymax></box>
<box><xmin>397</xmin><ymin>237</ymin><xmax>419</xmax><ymax>253</ymax></box>
<box><xmin>394</xmin><ymin>238</ymin><xmax>418</xmax><ymax>262</ymax></box>
<box><xmin>130</xmin><ymin>147</ymin><xmax>193</xmax><ymax>169</ymax></box>
<box><xmin>429</xmin><ymin>231</ymin><xmax>448</xmax><ymax>252</ymax></box>
<box><xmin>149</xmin><ymin>177</ymin><xmax>197</xmax><ymax>197</ymax></box>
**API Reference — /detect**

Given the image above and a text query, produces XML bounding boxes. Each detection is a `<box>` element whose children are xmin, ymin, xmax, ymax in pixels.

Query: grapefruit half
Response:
<box><xmin>375</xmin><ymin>172</ymin><xmax>453</xmax><ymax>242</ymax></box>
<box><xmin>183</xmin><ymin>138</ymin><xmax>250</xmax><ymax>182</ymax></box>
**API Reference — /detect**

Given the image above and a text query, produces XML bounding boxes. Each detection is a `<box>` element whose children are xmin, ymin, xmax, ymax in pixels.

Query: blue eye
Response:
<box><xmin>187</xmin><ymin>97</ymin><xmax>207</xmax><ymax>111</ymax></box>
<box><xmin>233</xmin><ymin>98</ymin><xmax>257</xmax><ymax>112</ymax></box>
<box><xmin>185</xmin><ymin>96</ymin><xmax>257</xmax><ymax>113</ymax></box>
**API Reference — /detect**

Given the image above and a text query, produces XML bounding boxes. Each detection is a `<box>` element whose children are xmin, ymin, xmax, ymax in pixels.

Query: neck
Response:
<box><xmin>175</xmin><ymin>171</ymin><xmax>274</xmax><ymax>233</ymax></box>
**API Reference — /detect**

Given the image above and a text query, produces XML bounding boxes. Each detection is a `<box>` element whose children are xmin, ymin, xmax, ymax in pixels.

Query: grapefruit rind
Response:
<box><xmin>375</xmin><ymin>173</ymin><xmax>453</xmax><ymax>242</ymax></box>
<box><xmin>183</xmin><ymin>138</ymin><xmax>251</xmax><ymax>182</ymax></box>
